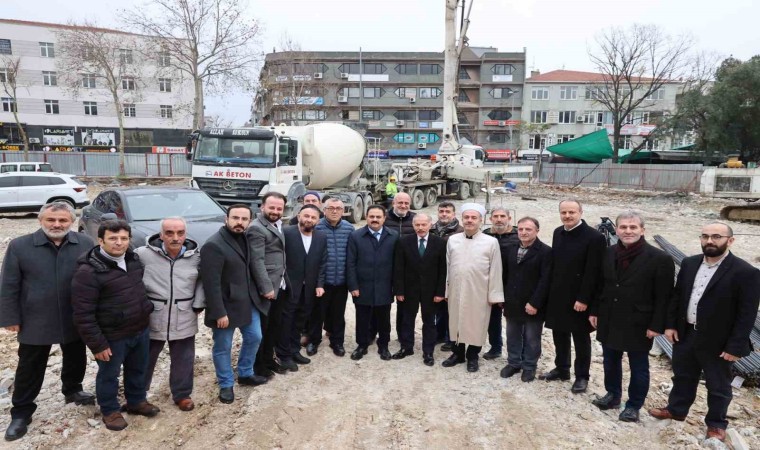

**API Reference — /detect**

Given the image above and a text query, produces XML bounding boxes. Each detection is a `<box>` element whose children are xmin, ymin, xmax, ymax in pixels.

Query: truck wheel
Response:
<box><xmin>471</xmin><ymin>182</ymin><xmax>482</xmax><ymax>197</ymax></box>
<box><xmin>457</xmin><ymin>182</ymin><xmax>470</xmax><ymax>200</ymax></box>
<box><xmin>347</xmin><ymin>195</ymin><xmax>363</xmax><ymax>224</ymax></box>
<box><xmin>424</xmin><ymin>187</ymin><xmax>437</xmax><ymax>207</ymax></box>
<box><xmin>411</xmin><ymin>188</ymin><xmax>425</xmax><ymax>210</ymax></box>
<box><xmin>363</xmin><ymin>193</ymin><xmax>374</xmax><ymax>218</ymax></box>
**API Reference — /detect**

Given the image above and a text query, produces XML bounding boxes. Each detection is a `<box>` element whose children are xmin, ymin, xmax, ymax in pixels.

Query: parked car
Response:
<box><xmin>0</xmin><ymin>172</ymin><xmax>89</xmax><ymax>213</ymax></box>
<box><xmin>0</xmin><ymin>162</ymin><xmax>54</xmax><ymax>173</ymax></box>
<box><xmin>79</xmin><ymin>187</ymin><xmax>228</xmax><ymax>248</ymax></box>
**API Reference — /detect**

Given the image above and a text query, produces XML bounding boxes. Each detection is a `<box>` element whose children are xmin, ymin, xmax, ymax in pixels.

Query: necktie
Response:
<box><xmin>418</xmin><ymin>238</ymin><xmax>426</xmax><ymax>256</ymax></box>
<box><xmin>373</xmin><ymin>231</ymin><xmax>380</xmax><ymax>241</ymax></box>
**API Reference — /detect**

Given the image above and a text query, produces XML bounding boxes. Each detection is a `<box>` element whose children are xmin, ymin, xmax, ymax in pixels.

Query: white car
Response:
<box><xmin>0</xmin><ymin>162</ymin><xmax>54</xmax><ymax>173</ymax></box>
<box><xmin>0</xmin><ymin>172</ymin><xmax>90</xmax><ymax>213</ymax></box>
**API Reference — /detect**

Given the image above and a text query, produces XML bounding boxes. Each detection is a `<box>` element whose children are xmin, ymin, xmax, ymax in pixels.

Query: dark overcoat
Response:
<box><xmin>283</xmin><ymin>225</ymin><xmax>327</xmax><ymax>307</ymax></box>
<box><xmin>501</xmin><ymin>238</ymin><xmax>552</xmax><ymax>322</ymax></box>
<box><xmin>347</xmin><ymin>226</ymin><xmax>398</xmax><ymax>306</ymax></box>
<box><xmin>393</xmin><ymin>233</ymin><xmax>447</xmax><ymax>312</ymax></box>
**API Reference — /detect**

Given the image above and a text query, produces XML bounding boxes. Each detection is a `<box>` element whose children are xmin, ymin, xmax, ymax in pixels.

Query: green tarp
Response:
<box><xmin>546</xmin><ymin>129</ymin><xmax>613</xmax><ymax>162</ymax></box>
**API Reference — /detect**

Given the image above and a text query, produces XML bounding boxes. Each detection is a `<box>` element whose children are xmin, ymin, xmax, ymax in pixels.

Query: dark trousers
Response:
<box><xmin>602</xmin><ymin>344</ymin><xmax>650</xmax><ymax>410</ymax></box>
<box><xmin>145</xmin><ymin>336</ymin><xmax>195</xmax><ymax>403</ymax></box>
<box><xmin>278</xmin><ymin>288</ymin><xmax>312</xmax><ymax>361</ymax></box>
<box><xmin>256</xmin><ymin>288</ymin><xmax>287</xmax><ymax>371</ymax></box>
<box><xmin>552</xmin><ymin>330</ymin><xmax>591</xmax><ymax>379</ymax></box>
<box><xmin>10</xmin><ymin>340</ymin><xmax>87</xmax><ymax>420</ymax></box>
<box><xmin>355</xmin><ymin>304</ymin><xmax>391</xmax><ymax>348</ymax></box>
<box><xmin>454</xmin><ymin>343</ymin><xmax>482</xmax><ymax>361</ymax></box>
<box><xmin>95</xmin><ymin>328</ymin><xmax>150</xmax><ymax>416</ymax></box>
<box><xmin>667</xmin><ymin>327</ymin><xmax>733</xmax><ymax>429</ymax></box>
<box><xmin>487</xmin><ymin>306</ymin><xmax>503</xmax><ymax>352</ymax></box>
<box><xmin>435</xmin><ymin>301</ymin><xmax>452</xmax><ymax>344</ymax></box>
<box><xmin>505</xmin><ymin>318</ymin><xmax>543</xmax><ymax>370</ymax></box>
<box><xmin>398</xmin><ymin>299</ymin><xmax>437</xmax><ymax>354</ymax></box>
<box><xmin>309</xmin><ymin>285</ymin><xmax>348</xmax><ymax>347</ymax></box>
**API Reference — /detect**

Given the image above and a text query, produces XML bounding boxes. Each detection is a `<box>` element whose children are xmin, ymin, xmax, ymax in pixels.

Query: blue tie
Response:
<box><xmin>373</xmin><ymin>231</ymin><xmax>380</xmax><ymax>241</ymax></box>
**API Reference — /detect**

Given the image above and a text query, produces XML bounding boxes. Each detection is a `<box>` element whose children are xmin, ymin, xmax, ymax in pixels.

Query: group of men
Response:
<box><xmin>0</xmin><ymin>192</ymin><xmax>757</xmax><ymax>444</ymax></box>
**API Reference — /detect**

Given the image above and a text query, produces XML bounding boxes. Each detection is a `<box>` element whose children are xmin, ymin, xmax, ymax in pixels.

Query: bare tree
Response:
<box><xmin>588</xmin><ymin>24</ymin><xmax>693</xmax><ymax>162</ymax></box>
<box><xmin>0</xmin><ymin>56</ymin><xmax>31</xmax><ymax>160</ymax></box>
<box><xmin>121</xmin><ymin>0</ymin><xmax>262</xmax><ymax>130</ymax></box>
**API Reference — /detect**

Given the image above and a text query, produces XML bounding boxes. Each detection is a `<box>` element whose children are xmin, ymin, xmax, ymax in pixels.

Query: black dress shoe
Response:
<box><xmin>293</xmin><ymin>352</ymin><xmax>311</xmax><ymax>364</ymax></box>
<box><xmin>268</xmin><ymin>362</ymin><xmax>289</xmax><ymax>375</ymax></box>
<box><xmin>280</xmin><ymin>360</ymin><xmax>299</xmax><ymax>372</ymax></box>
<box><xmin>482</xmin><ymin>349</ymin><xmax>501</xmax><ymax>360</ymax></box>
<box><xmin>592</xmin><ymin>392</ymin><xmax>621</xmax><ymax>410</ymax></box>
<box><xmin>378</xmin><ymin>347</ymin><xmax>392</xmax><ymax>361</ymax></box>
<box><xmin>441</xmin><ymin>353</ymin><xmax>465</xmax><ymax>367</ymax></box>
<box><xmin>350</xmin><ymin>346</ymin><xmax>368</xmax><ymax>360</ymax></box>
<box><xmin>571</xmin><ymin>378</ymin><xmax>588</xmax><ymax>394</ymax></box>
<box><xmin>257</xmin><ymin>367</ymin><xmax>275</xmax><ymax>378</ymax></box>
<box><xmin>64</xmin><ymin>391</ymin><xmax>96</xmax><ymax>405</ymax></box>
<box><xmin>440</xmin><ymin>342</ymin><xmax>454</xmax><ymax>351</ymax></box>
<box><xmin>500</xmin><ymin>365</ymin><xmax>521</xmax><ymax>378</ymax></box>
<box><xmin>219</xmin><ymin>387</ymin><xmax>234</xmax><ymax>404</ymax></box>
<box><xmin>521</xmin><ymin>369</ymin><xmax>536</xmax><ymax>382</ymax></box>
<box><xmin>538</xmin><ymin>368</ymin><xmax>571</xmax><ymax>381</ymax></box>
<box><xmin>331</xmin><ymin>345</ymin><xmax>346</xmax><ymax>357</ymax></box>
<box><xmin>423</xmin><ymin>353</ymin><xmax>434</xmax><ymax>366</ymax></box>
<box><xmin>391</xmin><ymin>348</ymin><xmax>414</xmax><ymax>360</ymax></box>
<box><xmin>238</xmin><ymin>375</ymin><xmax>268</xmax><ymax>386</ymax></box>
<box><xmin>618</xmin><ymin>407</ymin><xmax>640</xmax><ymax>422</ymax></box>
<box><xmin>306</xmin><ymin>343</ymin><xmax>318</xmax><ymax>356</ymax></box>
<box><xmin>467</xmin><ymin>359</ymin><xmax>479</xmax><ymax>372</ymax></box>
<box><xmin>4</xmin><ymin>418</ymin><xmax>31</xmax><ymax>442</ymax></box>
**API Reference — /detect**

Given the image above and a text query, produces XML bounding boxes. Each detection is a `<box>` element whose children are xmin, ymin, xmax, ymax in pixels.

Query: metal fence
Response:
<box><xmin>0</xmin><ymin>151</ymin><xmax>192</xmax><ymax>177</ymax></box>
<box><xmin>538</xmin><ymin>160</ymin><xmax>704</xmax><ymax>192</ymax></box>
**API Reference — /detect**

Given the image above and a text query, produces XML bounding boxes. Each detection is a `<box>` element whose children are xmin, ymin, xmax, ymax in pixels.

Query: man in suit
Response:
<box><xmin>248</xmin><ymin>192</ymin><xmax>290</xmax><ymax>375</ymax></box>
<box><xmin>201</xmin><ymin>204</ymin><xmax>267</xmax><ymax>405</ymax></box>
<box><xmin>281</xmin><ymin>205</ymin><xmax>327</xmax><ymax>367</ymax></box>
<box><xmin>430</xmin><ymin>201</ymin><xmax>463</xmax><ymax>351</ymax></box>
<box><xmin>589</xmin><ymin>211</ymin><xmax>674</xmax><ymax>422</ymax></box>
<box><xmin>393</xmin><ymin>213</ymin><xmax>447</xmax><ymax>366</ymax></box>
<box><xmin>649</xmin><ymin>222</ymin><xmax>760</xmax><ymax>442</ymax></box>
<box><xmin>347</xmin><ymin>204</ymin><xmax>398</xmax><ymax>361</ymax></box>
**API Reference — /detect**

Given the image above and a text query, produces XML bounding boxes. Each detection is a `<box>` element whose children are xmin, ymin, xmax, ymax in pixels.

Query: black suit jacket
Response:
<box><xmin>283</xmin><ymin>225</ymin><xmax>327</xmax><ymax>306</ymax></box>
<box><xmin>501</xmin><ymin>238</ymin><xmax>552</xmax><ymax>322</ymax></box>
<box><xmin>393</xmin><ymin>233</ymin><xmax>447</xmax><ymax>307</ymax></box>
<box><xmin>668</xmin><ymin>252</ymin><xmax>760</xmax><ymax>357</ymax></box>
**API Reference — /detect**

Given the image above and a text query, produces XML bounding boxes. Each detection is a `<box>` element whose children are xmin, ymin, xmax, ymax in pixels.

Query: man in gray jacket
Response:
<box><xmin>135</xmin><ymin>217</ymin><xmax>204</xmax><ymax>412</ymax></box>
<box><xmin>0</xmin><ymin>202</ymin><xmax>96</xmax><ymax>441</ymax></box>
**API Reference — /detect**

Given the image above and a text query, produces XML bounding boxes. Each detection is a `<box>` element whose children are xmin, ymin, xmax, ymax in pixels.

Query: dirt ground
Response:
<box><xmin>0</xmin><ymin>179</ymin><xmax>758</xmax><ymax>450</ymax></box>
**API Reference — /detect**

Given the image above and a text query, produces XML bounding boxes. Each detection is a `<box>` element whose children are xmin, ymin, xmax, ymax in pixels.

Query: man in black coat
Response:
<box><xmin>384</xmin><ymin>192</ymin><xmax>416</xmax><ymax>236</ymax></box>
<box><xmin>0</xmin><ymin>203</ymin><xmax>95</xmax><ymax>441</ymax></box>
<box><xmin>541</xmin><ymin>199</ymin><xmax>606</xmax><ymax>394</ymax></box>
<box><xmin>589</xmin><ymin>212</ymin><xmax>674</xmax><ymax>423</ymax></box>
<box><xmin>280</xmin><ymin>205</ymin><xmax>327</xmax><ymax>367</ymax></box>
<box><xmin>430</xmin><ymin>201</ymin><xmax>463</xmax><ymax>351</ymax></box>
<box><xmin>500</xmin><ymin>217</ymin><xmax>552</xmax><ymax>383</ymax></box>
<box><xmin>392</xmin><ymin>213</ymin><xmax>447</xmax><ymax>366</ymax></box>
<box><xmin>649</xmin><ymin>222</ymin><xmax>760</xmax><ymax>442</ymax></box>
<box><xmin>200</xmin><ymin>204</ymin><xmax>267</xmax><ymax>405</ymax></box>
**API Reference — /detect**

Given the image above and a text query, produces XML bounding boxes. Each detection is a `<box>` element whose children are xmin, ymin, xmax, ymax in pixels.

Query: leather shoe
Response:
<box><xmin>280</xmin><ymin>359</ymin><xmax>299</xmax><ymax>372</ymax></box>
<box><xmin>64</xmin><ymin>390</ymin><xmax>96</xmax><ymax>406</ymax></box>
<box><xmin>124</xmin><ymin>401</ymin><xmax>160</xmax><ymax>417</ymax></box>
<box><xmin>392</xmin><ymin>348</ymin><xmax>414</xmax><ymax>360</ymax></box>
<box><xmin>592</xmin><ymin>392</ymin><xmax>621</xmax><ymax>410</ymax></box>
<box><xmin>706</xmin><ymin>427</ymin><xmax>726</xmax><ymax>441</ymax></box>
<box><xmin>350</xmin><ymin>346</ymin><xmax>368</xmax><ymax>360</ymax></box>
<box><xmin>618</xmin><ymin>407</ymin><xmax>640</xmax><ymax>422</ymax></box>
<box><xmin>238</xmin><ymin>375</ymin><xmax>268</xmax><ymax>386</ymax></box>
<box><xmin>500</xmin><ymin>365</ymin><xmax>521</xmax><ymax>378</ymax></box>
<box><xmin>467</xmin><ymin>359</ymin><xmax>479</xmax><ymax>372</ymax></box>
<box><xmin>521</xmin><ymin>369</ymin><xmax>536</xmax><ymax>382</ymax></box>
<box><xmin>331</xmin><ymin>345</ymin><xmax>346</xmax><ymax>357</ymax></box>
<box><xmin>423</xmin><ymin>353</ymin><xmax>434</xmax><ymax>366</ymax></box>
<box><xmin>648</xmin><ymin>407</ymin><xmax>686</xmax><ymax>421</ymax></box>
<box><xmin>440</xmin><ymin>342</ymin><xmax>454</xmax><ymax>351</ymax></box>
<box><xmin>482</xmin><ymin>349</ymin><xmax>501</xmax><ymax>360</ymax></box>
<box><xmin>306</xmin><ymin>343</ymin><xmax>319</xmax><ymax>356</ymax></box>
<box><xmin>442</xmin><ymin>353</ymin><xmax>465</xmax><ymax>367</ymax></box>
<box><xmin>219</xmin><ymin>387</ymin><xmax>234</xmax><ymax>404</ymax></box>
<box><xmin>571</xmin><ymin>378</ymin><xmax>588</xmax><ymax>394</ymax></box>
<box><xmin>378</xmin><ymin>347</ymin><xmax>392</xmax><ymax>361</ymax></box>
<box><xmin>257</xmin><ymin>367</ymin><xmax>275</xmax><ymax>378</ymax></box>
<box><xmin>293</xmin><ymin>352</ymin><xmax>311</xmax><ymax>364</ymax></box>
<box><xmin>102</xmin><ymin>412</ymin><xmax>127</xmax><ymax>431</ymax></box>
<box><xmin>538</xmin><ymin>368</ymin><xmax>571</xmax><ymax>381</ymax></box>
<box><xmin>4</xmin><ymin>418</ymin><xmax>31</xmax><ymax>441</ymax></box>
<box><xmin>268</xmin><ymin>361</ymin><xmax>288</xmax><ymax>375</ymax></box>
<box><xmin>175</xmin><ymin>398</ymin><xmax>195</xmax><ymax>412</ymax></box>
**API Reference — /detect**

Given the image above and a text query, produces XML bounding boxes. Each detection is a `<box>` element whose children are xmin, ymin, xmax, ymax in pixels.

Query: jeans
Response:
<box><xmin>95</xmin><ymin>328</ymin><xmax>150</xmax><ymax>416</ymax></box>
<box><xmin>505</xmin><ymin>318</ymin><xmax>543</xmax><ymax>370</ymax></box>
<box><xmin>212</xmin><ymin>307</ymin><xmax>262</xmax><ymax>389</ymax></box>
<box><xmin>487</xmin><ymin>306</ymin><xmax>503</xmax><ymax>352</ymax></box>
<box><xmin>602</xmin><ymin>344</ymin><xmax>650</xmax><ymax>410</ymax></box>
<box><xmin>145</xmin><ymin>336</ymin><xmax>195</xmax><ymax>402</ymax></box>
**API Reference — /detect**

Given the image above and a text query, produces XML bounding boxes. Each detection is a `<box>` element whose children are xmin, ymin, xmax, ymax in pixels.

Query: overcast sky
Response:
<box><xmin>4</xmin><ymin>0</ymin><xmax>759</xmax><ymax>125</ymax></box>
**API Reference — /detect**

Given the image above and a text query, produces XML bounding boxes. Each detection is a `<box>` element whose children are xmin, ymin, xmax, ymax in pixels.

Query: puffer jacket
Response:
<box><xmin>134</xmin><ymin>234</ymin><xmax>205</xmax><ymax>341</ymax></box>
<box><xmin>315</xmin><ymin>217</ymin><xmax>355</xmax><ymax>286</ymax></box>
<box><xmin>71</xmin><ymin>247</ymin><xmax>153</xmax><ymax>353</ymax></box>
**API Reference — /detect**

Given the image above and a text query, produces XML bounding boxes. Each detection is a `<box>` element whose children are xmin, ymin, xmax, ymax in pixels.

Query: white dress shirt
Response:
<box><xmin>686</xmin><ymin>253</ymin><xmax>729</xmax><ymax>324</ymax></box>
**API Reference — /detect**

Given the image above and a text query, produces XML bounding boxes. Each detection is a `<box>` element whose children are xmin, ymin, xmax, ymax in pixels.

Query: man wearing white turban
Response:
<box><xmin>442</xmin><ymin>203</ymin><xmax>504</xmax><ymax>372</ymax></box>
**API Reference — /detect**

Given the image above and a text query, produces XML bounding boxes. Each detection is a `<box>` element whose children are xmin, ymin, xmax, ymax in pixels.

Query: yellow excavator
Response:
<box><xmin>701</xmin><ymin>155</ymin><xmax>760</xmax><ymax>222</ymax></box>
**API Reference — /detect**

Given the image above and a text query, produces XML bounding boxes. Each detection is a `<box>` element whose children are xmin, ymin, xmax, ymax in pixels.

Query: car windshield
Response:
<box><xmin>125</xmin><ymin>191</ymin><xmax>225</xmax><ymax>221</ymax></box>
<box><xmin>194</xmin><ymin>136</ymin><xmax>276</xmax><ymax>167</ymax></box>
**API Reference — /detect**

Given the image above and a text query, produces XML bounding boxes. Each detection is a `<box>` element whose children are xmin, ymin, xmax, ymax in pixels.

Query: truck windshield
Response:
<box><xmin>194</xmin><ymin>137</ymin><xmax>276</xmax><ymax>167</ymax></box>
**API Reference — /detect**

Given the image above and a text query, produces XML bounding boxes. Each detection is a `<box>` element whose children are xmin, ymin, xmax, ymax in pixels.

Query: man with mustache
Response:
<box><xmin>649</xmin><ymin>222</ymin><xmax>760</xmax><ymax>442</ymax></box>
<box><xmin>430</xmin><ymin>201</ymin><xmax>463</xmax><ymax>351</ymax></box>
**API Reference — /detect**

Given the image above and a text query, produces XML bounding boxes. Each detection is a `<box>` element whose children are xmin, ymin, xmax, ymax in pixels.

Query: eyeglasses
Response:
<box><xmin>699</xmin><ymin>234</ymin><xmax>730</xmax><ymax>241</ymax></box>
<box><xmin>324</xmin><ymin>207</ymin><xmax>343</xmax><ymax>212</ymax></box>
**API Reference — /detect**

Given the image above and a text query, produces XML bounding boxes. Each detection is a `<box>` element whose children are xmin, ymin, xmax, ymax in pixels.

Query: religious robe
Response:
<box><xmin>446</xmin><ymin>231</ymin><xmax>504</xmax><ymax>346</ymax></box>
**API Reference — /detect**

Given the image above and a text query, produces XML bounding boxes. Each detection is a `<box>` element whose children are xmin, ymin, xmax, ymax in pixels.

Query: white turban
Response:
<box><xmin>461</xmin><ymin>202</ymin><xmax>486</xmax><ymax>217</ymax></box>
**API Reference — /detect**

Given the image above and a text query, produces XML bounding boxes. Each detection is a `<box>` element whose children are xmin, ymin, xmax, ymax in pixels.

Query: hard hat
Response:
<box><xmin>389</xmin><ymin>175</ymin><xmax>397</xmax><ymax>181</ymax></box>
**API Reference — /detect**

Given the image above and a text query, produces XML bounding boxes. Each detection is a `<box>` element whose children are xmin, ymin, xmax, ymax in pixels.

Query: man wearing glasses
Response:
<box><xmin>649</xmin><ymin>222</ymin><xmax>760</xmax><ymax>443</ymax></box>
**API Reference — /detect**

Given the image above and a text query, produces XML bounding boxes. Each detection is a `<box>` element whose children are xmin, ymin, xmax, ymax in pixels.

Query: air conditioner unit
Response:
<box><xmin>313</xmin><ymin>72</ymin><xmax>323</xmax><ymax>79</ymax></box>
<box><xmin>395</xmin><ymin>120</ymin><xmax>405</xmax><ymax>127</ymax></box>
<box><xmin>498</xmin><ymin>121</ymin><xmax>506</xmax><ymax>127</ymax></box>
<box><xmin>417</xmin><ymin>143</ymin><xmax>427</xmax><ymax>149</ymax></box>
<box><xmin>576</xmin><ymin>115</ymin><xmax>585</xmax><ymax>122</ymax></box>
<box><xmin>409</xmin><ymin>97</ymin><xmax>416</xmax><ymax>103</ymax></box>
<box><xmin>338</xmin><ymin>95</ymin><xmax>348</xmax><ymax>103</ymax></box>
<box><xmin>340</xmin><ymin>73</ymin><xmax>349</xmax><ymax>79</ymax></box>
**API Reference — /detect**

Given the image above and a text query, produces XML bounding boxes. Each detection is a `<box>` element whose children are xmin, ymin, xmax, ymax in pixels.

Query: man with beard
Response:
<box><xmin>649</xmin><ymin>222</ymin><xmax>760</xmax><ymax>442</ymax></box>
<box><xmin>280</xmin><ymin>205</ymin><xmax>327</xmax><ymax>367</ymax></box>
<box><xmin>430</xmin><ymin>201</ymin><xmax>463</xmax><ymax>350</ymax></box>
<box><xmin>1</xmin><ymin>202</ymin><xmax>95</xmax><ymax>441</ymax></box>
<box><xmin>201</xmin><ymin>205</ymin><xmax>267</xmax><ymax>404</ymax></box>
<box><xmin>385</xmin><ymin>192</ymin><xmax>416</xmax><ymax>236</ymax></box>
<box><xmin>249</xmin><ymin>192</ymin><xmax>291</xmax><ymax>374</ymax></box>
<box><xmin>442</xmin><ymin>203</ymin><xmax>504</xmax><ymax>372</ymax></box>
<box><xmin>288</xmin><ymin>191</ymin><xmax>323</xmax><ymax>225</ymax></box>
<box><xmin>482</xmin><ymin>207</ymin><xmax>518</xmax><ymax>360</ymax></box>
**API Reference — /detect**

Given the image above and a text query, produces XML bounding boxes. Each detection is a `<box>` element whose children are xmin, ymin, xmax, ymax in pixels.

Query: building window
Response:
<box><xmin>123</xmin><ymin>103</ymin><xmax>136</xmax><ymax>117</ymax></box>
<box><xmin>531</xmin><ymin>86</ymin><xmax>549</xmax><ymax>100</ymax></box>
<box><xmin>418</xmin><ymin>87</ymin><xmax>442</xmax><ymax>98</ymax></box>
<box><xmin>119</xmin><ymin>49</ymin><xmax>134</xmax><ymax>64</ymax></box>
<box><xmin>160</xmin><ymin>105</ymin><xmax>173</xmax><ymax>119</ymax></box>
<box><xmin>363</xmin><ymin>87</ymin><xmax>384</xmax><ymax>98</ymax></box>
<box><xmin>393</xmin><ymin>110</ymin><xmax>416</xmax><ymax>121</ymax></box>
<box><xmin>644</xmin><ymin>139</ymin><xmax>661</xmax><ymax>150</ymax></box>
<box><xmin>0</xmin><ymin>39</ymin><xmax>11</xmax><ymax>55</ymax></box>
<box><xmin>487</xmin><ymin>133</ymin><xmax>508</xmax><ymax>143</ymax></box>
<box><xmin>458</xmin><ymin>91</ymin><xmax>470</xmax><ymax>102</ymax></box>
<box><xmin>394</xmin><ymin>87</ymin><xmax>416</xmax><ymax>98</ymax></box>
<box><xmin>458</xmin><ymin>67</ymin><xmax>471</xmax><ymax>80</ymax></box>
<box><xmin>585</xmin><ymin>86</ymin><xmax>602</xmax><ymax>100</ymax></box>
<box><xmin>583</xmin><ymin>111</ymin><xmax>604</xmax><ymax>125</ymax></box>
<box><xmin>42</xmin><ymin>71</ymin><xmax>57</xmax><ymax>86</ymax></box>
<box><xmin>623</xmin><ymin>137</ymin><xmax>633</xmax><ymax>149</ymax></box>
<box><xmin>395</xmin><ymin>64</ymin><xmax>417</xmax><ymax>75</ymax></box>
<box><xmin>457</xmin><ymin>112</ymin><xmax>470</xmax><ymax>126</ymax></box>
<box><xmin>338</xmin><ymin>63</ymin><xmax>360</xmax><ymax>74</ymax></box>
<box><xmin>2</xmin><ymin>97</ymin><xmax>17</xmax><ymax>112</ymax></box>
<box><xmin>530</xmin><ymin>110</ymin><xmax>548</xmax><ymax>123</ymax></box>
<box><xmin>419</xmin><ymin>64</ymin><xmax>442</xmax><ymax>75</ymax></box>
<box><xmin>558</xmin><ymin>111</ymin><xmax>576</xmax><ymax>123</ymax></box>
<box><xmin>158</xmin><ymin>51</ymin><xmax>171</xmax><ymax>67</ymax></box>
<box><xmin>83</xmin><ymin>101</ymin><xmax>98</xmax><ymax>115</ymax></box>
<box><xmin>528</xmin><ymin>134</ymin><xmax>546</xmax><ymax>150</ymax></box>
<box><xmin>339</xmin><ymin>87</ymin><xmax>361</xmax><ymax>98</ymax></box>
<box><xmin>487</xmin><ymin>110</ymin><xmax>512</xmax><ymax>121</ymax></box>
<box><xmin>556</xmin><ymin>134</ymin><xmax>575</xmax><ymax>143</ymax></box>
<box><xmin>0</xmin><ymin>68</ymin><xmax>8</xmax><ymax>83</ymax></box>
<box><xmin>82</xmin><ymin>74</ymin><xmax>96</xmax><ymax>89</ymax></box>
<box><xmin>122</xmin><ymin>77</ymin><xmax>136</xmax><ymax>90</ymax></box>
<box><xmin>646</xmin><ymin>89</ymin><xmax>664</xmax><ymax>101</ymax></box>
<box><xmin>362</xmin><ymin>110</ymin><xmax>383</xmax><ymax>120</ymax></box>
<box><xmin>418</xmin><ymin>110</ymin><xmax>440</xmax><ymax>121</ymax></box>
<box><xmin>159</xmin><ymin>78</ymin><xmax>172</xmax><ymax>92</ymax></box>
<box><xmin>39</xmin><ymin>42</ymin><xmax>55</xmax><ymax>58</ymax></box>
<box><xmin>362</xmin><ymin>63</ymin><xmax>386</xmax><ymax>74</ymax></box>
<box><xmin>44</xmin><ymin>99</ymin><xmax>59</xmax><ymax>115</ymax></box>
<box><xmin>491</xmin><ymin>64</ymin><xmax>515</xmax><ymax>75</ymax></box>
<box><xmin>490</xmin><ymin>87</ymin><xmax>515</xmax><ymax>99</ymax></box>
<box><xmin>559</xmin><ymin>86</ymin><xmax>577</xmax><ymax>100</ymax></box>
